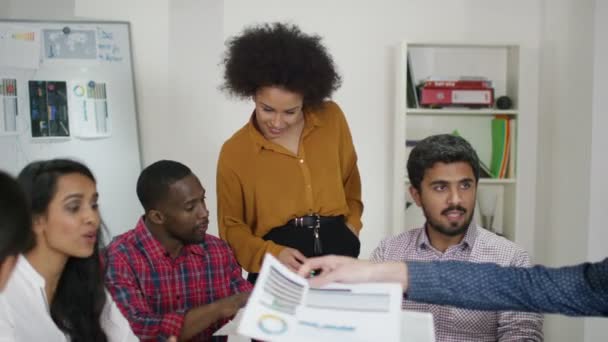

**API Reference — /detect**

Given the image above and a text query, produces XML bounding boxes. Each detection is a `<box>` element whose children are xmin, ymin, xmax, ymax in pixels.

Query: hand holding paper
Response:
<box><xmin>298</xmin><ymin>255</ymin><xmax>409</xmax><ymax>290</ymax></box>
<box><xmin>236</xmin><ymin>254</ymin><xmax>404</xmax><ymax>342</ymax></box>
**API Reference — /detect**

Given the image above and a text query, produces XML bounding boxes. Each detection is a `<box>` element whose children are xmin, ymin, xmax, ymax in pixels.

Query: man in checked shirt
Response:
<box><xmin>371</xmin><ymin>134</ymin><xmax>543</xmax><ymax>341</ymax></box>
<box><xmin>104</xmin><ymin>160</ymin><xmax>252</xmax><ymax>341</ymax></box>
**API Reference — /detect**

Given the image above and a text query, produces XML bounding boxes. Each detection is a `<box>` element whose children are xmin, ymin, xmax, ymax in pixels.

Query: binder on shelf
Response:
<box><xmin>507</xmin><ymin>118</ymin><xmax>516</xmax><ymax>178</ymax></box>
<box><xmin>451</xmin><ymin>129</ymin><xmax>493</xmax><ymax>179</ymax></box>
<box><xmin>490</xmin><ymin>116</ymin><xmax>511</xmax><ymax>178</ymax></box>
<box><xmin>480</xmin><ymin>161</ymin><xmax>493</xmax><ymax>178</ymax></box>
<box><xmin>419</xmin><ymin>87</ymin><xmax>493</xmax><ymax>107</ymax></box>
<box><xmin>406</xmin><ymin>53</ymin><xmax>419</xmax><ymax>108</ymax></box>
<box><xmin>422</xmin><ymin>80</ymin><xmax>492</xmax><ymax>89</ymax></box>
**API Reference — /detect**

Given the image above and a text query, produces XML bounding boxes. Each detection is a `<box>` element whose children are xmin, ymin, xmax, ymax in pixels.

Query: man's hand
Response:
<box><xmin>296</xmin><ymin>255</ymin><xmax>409</xmax><ymax>290</ymax></box>
<box><xmin>277</xmin><ymin>247</ymin><xmax>307</xmax><ymax>271</ymax></box>
<box><xmin>180</xmin><ymin>291</ymin><xmax>251</xmax><ymax>340</ymax></box>
<box><xmin>217</xmin><ymin>292</ymin><xmax>251</xmax><ymax>319</ymax></box>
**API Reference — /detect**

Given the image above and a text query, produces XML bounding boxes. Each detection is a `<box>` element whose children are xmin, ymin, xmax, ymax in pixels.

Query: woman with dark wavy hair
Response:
<box><xmin>218</xmin><ymin>23</ymin><xmax>363</xmax><ymax>284</ymax></box>
<box><xmin>0</xmin><ymin>159</ymin><xmax>136</xmax><ymax>341</ymax></box>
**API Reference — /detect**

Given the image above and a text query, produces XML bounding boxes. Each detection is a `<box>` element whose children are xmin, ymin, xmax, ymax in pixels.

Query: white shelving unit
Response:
<box><xmin>392</xmin><ymin>41</ymin><xmax>539</xmax><ymax>255</ymax></box>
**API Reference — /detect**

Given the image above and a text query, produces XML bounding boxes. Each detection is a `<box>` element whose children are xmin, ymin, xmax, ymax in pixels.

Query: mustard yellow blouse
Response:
<box><xmin>217</xmin><ymin>101</ymin><xmax>363</xmax><ymax>272</ymax></box>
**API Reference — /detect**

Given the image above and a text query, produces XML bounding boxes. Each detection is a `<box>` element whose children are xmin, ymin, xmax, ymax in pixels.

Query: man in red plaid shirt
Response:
<box><xmin>104</xmin><ymin>160</ymin><xmax>252</xmax><ymax>341</ymax></box>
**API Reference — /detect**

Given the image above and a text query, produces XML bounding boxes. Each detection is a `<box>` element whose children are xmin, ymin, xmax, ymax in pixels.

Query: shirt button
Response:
<box><xmin>299</xmin><ymin>159</ymin><xmax>304</xmax><ymax>163</ymax></box>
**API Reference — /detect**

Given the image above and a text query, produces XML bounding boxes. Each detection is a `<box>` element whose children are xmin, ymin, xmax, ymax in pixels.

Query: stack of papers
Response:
<box><xmin>215</xmin><ymin>254</ymin><xmax>435</xmax><ymax>341</ymax></box>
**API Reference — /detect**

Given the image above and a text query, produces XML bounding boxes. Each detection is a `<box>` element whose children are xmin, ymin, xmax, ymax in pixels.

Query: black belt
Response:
<box><xmin>287</xmin><ymin>214</ymin><xmax>344</xmax><ymax>229</ymax></box>
<box><xmin>287</xmin><ymin>214</ymin><xmax>344</xmax><ymax>255</ymax></box>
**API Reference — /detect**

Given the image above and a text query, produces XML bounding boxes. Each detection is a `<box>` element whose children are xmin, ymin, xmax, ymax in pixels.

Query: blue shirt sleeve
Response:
<box><xmin>406</xmin><ymin>258</ymin><xmax>608</xmax><ymax>316</ymax></box>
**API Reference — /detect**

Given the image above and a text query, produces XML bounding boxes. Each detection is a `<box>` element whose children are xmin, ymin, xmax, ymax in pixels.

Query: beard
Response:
<box><xmin>423</xmin><ymin>205</ymin><xmax>474</xmax><ymax>237</ymax></box>
<box><xmin>187</xmin><ymin>226</ymin><xmax>206</xmax><ymax>244</ymax></box>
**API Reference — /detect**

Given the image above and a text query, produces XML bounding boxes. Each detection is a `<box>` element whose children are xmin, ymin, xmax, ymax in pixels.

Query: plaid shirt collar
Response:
<box><xmin>133</xmin><ymin>217</ymin><xmax>205</xmax><ymax>259</ymax></box>
<box><xmin>417</xmin><ymin>220</ymin><xmax>479</xmax><ymax>252</ymax></box>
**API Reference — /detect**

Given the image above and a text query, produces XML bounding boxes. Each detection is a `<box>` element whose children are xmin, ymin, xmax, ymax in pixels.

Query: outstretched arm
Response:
<box><xmin>406</xmin><ymin>259</ymin><xmax>608</xmax><ymax>316</ymax></box>
<box><xmin>298</xmin><ymin>256</ymin><xmax>608</xmax><ymax>317</ymax></box>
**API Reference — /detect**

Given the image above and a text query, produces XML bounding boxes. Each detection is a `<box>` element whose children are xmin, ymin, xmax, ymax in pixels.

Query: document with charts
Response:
<box><xmin>237</xmin><ymin>254</ymin><xmax>403</xmax><ymax>342</ymax></box>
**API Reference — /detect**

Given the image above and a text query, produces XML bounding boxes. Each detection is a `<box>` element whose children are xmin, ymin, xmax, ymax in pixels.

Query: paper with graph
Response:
<box><xmin>68</xmin><ymin>80</ymin><xmax>111</xmax><ymax>138</ymax></box>
<box><xmin>237</xmin><ymin>254</ymin><xmax>404</xmax><ymax>342</ymax></box>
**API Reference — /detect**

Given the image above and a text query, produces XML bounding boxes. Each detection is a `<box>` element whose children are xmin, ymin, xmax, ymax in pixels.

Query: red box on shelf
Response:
<box><xmin>419</xmin><ymin>87</ymin><xmax>494</xmax><ymax>107</ymax></box>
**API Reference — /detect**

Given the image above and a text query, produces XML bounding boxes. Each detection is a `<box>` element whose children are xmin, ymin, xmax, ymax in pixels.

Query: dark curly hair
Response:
<box><xmin>407</xmin><ymin>134</ymin><xmax>481</xmax><ymax>191</ymax></box>
<box><xmin>222</xmin><ymin>22</ymin><xmax>342</xmax><ymax>110</ymax></box>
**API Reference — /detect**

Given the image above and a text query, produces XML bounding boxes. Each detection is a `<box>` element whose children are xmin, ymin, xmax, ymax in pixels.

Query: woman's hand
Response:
<box><xmin>277</xmin><ymin>247</ymin><xmax>307</xmax><ymax>271</ymax></box>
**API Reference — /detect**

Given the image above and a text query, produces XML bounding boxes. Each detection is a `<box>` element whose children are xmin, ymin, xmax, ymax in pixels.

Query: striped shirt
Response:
<box><xmin>371</xmin><ymin>224</ymin><xmax>543</xmax><ymax>342</ymax></box>
<box><xmin>104</xmin><ymin>218</ymin><xmax>252</xmax><ymax>341</ymax></box>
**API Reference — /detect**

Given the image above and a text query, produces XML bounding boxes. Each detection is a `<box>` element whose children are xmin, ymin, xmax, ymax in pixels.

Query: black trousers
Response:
<box><xmin>247</xmin><ymin>216</ymin><xmax>360</xmax><ymax>284</ymax></box>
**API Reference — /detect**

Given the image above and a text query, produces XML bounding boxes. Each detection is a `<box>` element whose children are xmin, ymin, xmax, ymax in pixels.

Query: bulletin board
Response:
<box><xmin>0</xmin><ymin>20</ymin><xmax>142</xmax><ymax>237</ymax></box>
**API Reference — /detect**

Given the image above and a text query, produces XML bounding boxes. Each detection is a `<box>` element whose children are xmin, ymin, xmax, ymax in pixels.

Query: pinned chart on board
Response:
<box><xmin>43</xmin><ymin>28</ymin><xmax>98</xmax><ymax>61</ymax></box>
<box><xmin>0</xmin><ymin>25</ymin><xmax>41</xmax><ymax>69</ymax></box>
<box><xmin>68</xmin><ymin>80</ymin><xmax>111</xmax><ymax>138</ymax></box>
<box><xmin>0</xmin><ymin>78</ymin><xmax>19</xmax><ymax>133</ymax></box>
<box><xmin>28</xmin><ymin>80</ymin><xmax>70</xmax><ymax>138</ymax></box>
<box><xmin>0</xmin><ymin>19</ymin><xmax>141</xmax><ymax>237</ymax></box>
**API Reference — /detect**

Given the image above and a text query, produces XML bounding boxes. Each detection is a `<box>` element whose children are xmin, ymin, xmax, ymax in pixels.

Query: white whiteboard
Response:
<box><xmin>0</xmin><ymin>20</ymin><xmax>141</xmax><ymax>238</ymax></box>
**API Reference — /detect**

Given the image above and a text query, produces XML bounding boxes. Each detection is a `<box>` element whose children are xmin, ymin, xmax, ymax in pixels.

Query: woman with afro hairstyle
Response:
<box><xmin>218</xmin><ymin>23</ymin><xmax>363</xmax><ymax>283</ymax></box>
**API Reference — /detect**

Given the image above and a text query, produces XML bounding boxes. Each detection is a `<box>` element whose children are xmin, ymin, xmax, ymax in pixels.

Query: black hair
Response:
<box><xmin>407</xmin><ymin>134</ymin><xmax>481</xmax><ymax>191</ymax></box>
<box><xmin>0</xmin><ymin>171</ymin><xmax>34</xmax><ymax>261</ymax></box>
<box><xmin>137</xmin><ymin>160</ymin><xmax>192</xmax><ymax>212</ymax></box>
<box><xmin>222</xmin><ymin>22</ymin><xmax>342</xmax><ymax>110</ymax></box>
<box><xmin>17</xmin><ymin>159</ymin><xmax>107</xmax><ymax>342</ymax></box>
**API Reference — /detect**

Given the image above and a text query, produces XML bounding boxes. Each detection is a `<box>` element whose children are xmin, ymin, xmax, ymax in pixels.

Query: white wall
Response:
<box><xmin>73</xmin><ymin>0</ymin><xmax>172</xmax><ymax>170</ymax></box>
<box><xmin>76</xmin><ymin>0</ymin><xmax>224</xmax><ymax>224</ymax></box>
<box><xmin>584</xmin><ymin>0</ymin><xmax>608</xmax><ymax>340</ymax></box>
<box><xmin>536</xmin><ymin>0</ymin><xmax>594</xmax><ymax>266</ymax></box>
<box><xmin>536</xmin><ymin>0</ymin><xmax>596</xmax><ymax>340</ymax></box>
<box><xmin>2</xmin><ymin>0</ymin><xmax>75</xmax><ymax>20</ymax></box>
<box><xmin>0</xmin><ymin>1</ymin><xmax>8</xmax><ymax>14</ymax></box>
